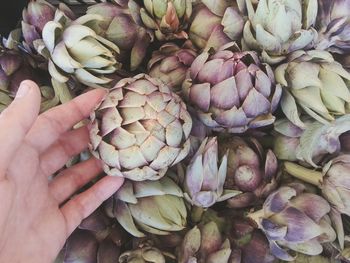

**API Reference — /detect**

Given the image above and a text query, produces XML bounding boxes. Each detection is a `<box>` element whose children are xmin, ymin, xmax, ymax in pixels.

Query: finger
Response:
<box><xmin>49</xmin><ymin>158</ymin><xmax>102</xmax><ymax>204</ymax></box>
<box><xmin>61</xmin><ymin>175</ymin><xmax>124</xmax><ymax>235</ymax></box>
<box><xmin>26</xmin><ymin>88</ymin><xmax>106</xmax><ymax>154</ymax></box>
<box><xmin>39</xmin><ymin>125</ymin><xmax>90</xmax><ymax>176</ymax></box>
<box><xmin>0</xmin><ymin>80</ymin><xmax>41</xmax><ymax>177</ymax></box>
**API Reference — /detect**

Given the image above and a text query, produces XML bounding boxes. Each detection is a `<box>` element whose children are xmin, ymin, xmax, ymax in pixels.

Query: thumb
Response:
<box><xmin>0</xmin><ymin>80</ymin><xmax>41</xmax><ymax>177</ymax></box>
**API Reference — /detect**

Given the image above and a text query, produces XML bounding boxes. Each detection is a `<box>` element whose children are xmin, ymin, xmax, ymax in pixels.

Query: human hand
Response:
<box><xmin>0</xmin><ymin>81</ymin><xmax>124</xmax><ymax>263</ymax></box>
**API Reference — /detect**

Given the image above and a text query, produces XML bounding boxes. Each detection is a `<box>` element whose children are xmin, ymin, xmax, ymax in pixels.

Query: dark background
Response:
<box><xmin>0</xmin><ymin>0</ymin><xmax>28</xmax><ymax>36</ymax></box>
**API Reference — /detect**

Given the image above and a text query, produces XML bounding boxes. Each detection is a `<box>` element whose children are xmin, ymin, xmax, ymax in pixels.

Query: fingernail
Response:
<box><xmin>16</xmin><ymin>83</ymin><xmax>31</xmax><ymax>98</ymax></box>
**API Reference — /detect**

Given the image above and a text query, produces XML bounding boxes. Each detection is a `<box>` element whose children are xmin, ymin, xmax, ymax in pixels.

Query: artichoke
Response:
<box><xmin>285</xmin><ymin>155</ymin><xmax>350</xmax><ymax>218</ymax></box>
<box><xmin>35</xmin><ymin>9</ymin><xmax>121</xmax><ymax>87</ymax></box>
<box><xmin>315</xmin><ymin>0</ymin><xmax>350</xmax><ymax>54</ymax></box>
<box><xmin>119</xmin><ymin>240</ymin><xmax>174</xmax><ymax>263</ymax></box>
<box><xmin>249</xmin><ymin>184</ymin><xmax>336</xmax><ymax>261</ymax></box>
<box><xmin>87</xmin><ymin>1</ymin><xmax>154</xmax><ymax>71</ymax></box>
<box><xmin>61</xmin><ymin>208</ymin><xmax>127</xmax><ymax>263</ymax></box>
<box><xmin>0</xmin><ymin>48</ymin><xmax>66</xmax><ymax>113</ymax></box>
<box><xmin>89</xmin><ymin>74</ymin><xmax>192</xmax><ymax>181</ymax></box>
<box><xmin>183</xmin><ymin>43</ymin><xmax>282</xmax><ymax>133</ymax></box>
<box><xmin>276</xmin><ymin>50</ymin><xmax>350</xmax><ymax>128</ymax></box>
<box><xmin>147</xmin><ymin>42</ymin><xmax>197</xmax><ymax>91</ymax></box>
<box><xmin>218</xmin><ymin>137</ymin><xmax>279</xmax><ymax>208</ymax></box>
<box><xmin>139</xmin><ymin>0</ymin><xmax>193</xmax><ymax>41</ymax></box>
<box><xmin>110</xmin><ymin>177</ymin><xmax>187</xmax><ymax>237</ymax></box>
<box><xmin>182</xmin><ymin>137</ymin><xmax>241</xmax><ymax>208</ymax></box>
<box><xmin>274</xmin><ymin>116</ymin><xmax>350</xmax><ymax>167</ymax></box>
<box><xmin>21</xmin><ymin>0</ymin><xmax>75</xmax><ymax>51</ymax></box>
<box><xmin>229</xmin><ymin>218</ymin><xmax>275</xmax><ymax>263</ymax></box>
<box><xmin>177</xmin><ymin>221</ymin><xmax>232</xmax><ymax>263</ymax></box>
<box><xmin>242</xmin><ymin>0</ymin><xmax>318</xmax><ymax>64</ymax></box>
<box><xmin>188</xmin><ymin>1</ymin><xmax>245</xmax><ymax>51</ymax></box>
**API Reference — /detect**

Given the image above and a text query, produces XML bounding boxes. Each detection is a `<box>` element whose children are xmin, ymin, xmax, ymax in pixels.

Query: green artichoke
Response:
<box><xmin>119</xmin><ymin>240</ymin><xmax>174</xmax><ymax>263</ymax></box>
<box><xmin>110</xmin><ymin>177</ymin><xmax>187</xmax><ymax>237</ymax></box>
<box><xmin>140</xmin><ymin>0</ymin><xmax>193</xmax><ymax>41</ymax></box>
<box><xmin>147</xmin><ymin>42</ymin><xmax>197</xmax><ymax>91</ymax></box>
<box><xmin>35</xmin><ymin>9</ymin><xmax>121</xmax><ymax>87</ymax></box>
<box><xmin>218</xmin><ymin>137</ymin><xmax>279</xmax><ymax>208</ymax></box>
<box><xmin>315</xmin><ymin>0</ymin><xmax>350</xmax><ymax>54</ymax></box>
<box><xmin>183</xmin><ymin>43</ymin><xmax>282</xmax><ymax>133</ymax></box>
<box><xmin>177</xmin><ymin>221</ymin><xmax>232</xmax><ymax>263</ymax></box>
<box><xmin>242</xmin><ymin>0</ymin><xmax>318</xmax><ymax>64</ymax></box>
<box><xmin>182</xmin><ymin>137</ymin><xmax>241</xmax><ymax>208</ymax></box>
<box><xmin>276</xmin><ymin>50</ymin><xmax>350</xmax><ymax>128</ymax></box>
<box><xmin>188</xmin><ymin>1</ymin><xmax>245</xmax><ymax>51</ymax></box>
<box><xmin>89</xmin><ymin>74</ymin><xmax>192</xmax><ymax>181</ymax></box>
<box><xmin>87</xmin><ymin>1</ymin><xmax>154</xmax><ymax>71</ymax></box>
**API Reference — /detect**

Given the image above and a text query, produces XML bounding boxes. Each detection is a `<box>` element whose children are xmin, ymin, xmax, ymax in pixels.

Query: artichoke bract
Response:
<box><xmin>276</xmin><ymin>50</ymin><xmax>350</xmax><ymax>128</ymax></box>
<box><xmin>140</xmin><ymin>0</ymin><xmax>193</xmax><ymax>41</ymax></box>
<box><xmin>188</xmin><ymin>1</ymin><xmax>244</xmax><ymax>51</ymax></box>
<box><xmin>219</xmin><ymin>137</ymin><xmax>279</xmax><ymax>208</ymax></box>
<box><xmin>21</xmin><ymin>0</ymin><xmax>75</xmax><ymax>51</ymax></box>
<box><xmin>315</xmin><ymin>0</ymin><xmax>350</xmax><ymax>54</ymax></box>
<box><xmin>87</xmin><ymin>1</ymin><xmax>154</xmax><ymax>71</ymax></box>
<box><xmin>111</xmin><ymin>177</ymin><xmax>187</xmax><ymax>237</ymax></box>
<box><xmin>242</xmin><ymin>0</ymin><xmax>318</xmax><ymax>64</ymax></box>
<box><xmin>183</xmin><ymin>137</ymin><xmax>241</xmax><ymax>208</ymax></box>
<box><xmin>35</xmin><ymin>9</ymin><xmax>121</xmax><ymax>87</ymax></box>
<box><xmin>147</xmin><ymin>42</ymin><xmax>197</xmax><ymax>91</ymax></box>
<box><xmin>89</xmin><ymin>74</ymin><xmax>192</xmax><ymax>181</ymax></box>
<box><xmin>183</xmin><ymin>43</ymin><xmax>282</xmax><ymax>133</ymax></box>
<box><xmin>177</xmin><ymin>221</ymin><xmax>232</xmax><ymax>263</ymax></box>
<box><xmin>249</xmin><ymin>184</ymin><xmax>336</xmax><ymax>261</ymax></box>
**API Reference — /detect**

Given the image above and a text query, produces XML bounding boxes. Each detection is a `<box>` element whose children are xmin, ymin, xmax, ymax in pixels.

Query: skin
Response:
<box><xmin>0</xmin><ymin>80</ymin><xmax>124</xmax><ymax>263</ymax></box>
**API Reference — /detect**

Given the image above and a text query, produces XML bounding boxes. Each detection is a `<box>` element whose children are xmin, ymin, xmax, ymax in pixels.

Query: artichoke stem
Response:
<box><xmin>284</xmin><ymin>162</ymin><xmax>323</xmax><ymax>187</ymax></box>
<box><xmin>191</xmin><ymin>206</ymin><xmax>205</xmax><ymax>223</ymax></box>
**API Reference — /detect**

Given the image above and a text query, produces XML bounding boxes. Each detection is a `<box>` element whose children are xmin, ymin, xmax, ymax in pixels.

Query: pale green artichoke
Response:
<box><xmin>34</xmin><ymin>9</ymin><xmax>121</xmax><ymax>87</ymax></box>
<box><xmin>147</xmin><ymin>42</ymin><xmax>197</xmax><ymax>91</ymax></box>
<box><xmin>188</xmin><ymin>1</ymin><xmax>245</xmax><ymax>51</ymax></box>
<box><xmin>87</xmin><ymin>1</ymin><xmax>154</xmax><ymax>71</ymax></box>
<box><xmin>111</xmin><ymin>177</ymin><xmax>187</xmax><ymax>237</ymax></box>
<box><xmin>182</xmin><ymin>43</ymin><xmax>281</xmax><ymax>133</ymax></box>
<box><xmin>242</xmin><ymin>0</ymin><xmax>318</xmax><ymax>64</ymax></box>
<box><xmin>89</xmin><ymin>74</ymin><xmax>192</xmax><ymax>181</ymax></box>
<box><xmin>249</xmin><ymin>184</ymin><xmax>336</xmax><ymax>261</ymax></box>
<box><xmin>140</xmin><ymin>0</ymin><xmax>193</xmax><ymax>40</ymax></box>
<box><xmin>276</xmin><ymin>50</ymin><xmax>350</xmax><ymax>128</ymax></box>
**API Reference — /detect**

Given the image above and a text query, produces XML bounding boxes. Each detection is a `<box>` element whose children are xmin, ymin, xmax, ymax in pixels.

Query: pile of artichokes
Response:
<box><xmin>3</xmin><ymin>0</ymin><xmax>350</xmax><ymax>262</ymax></box>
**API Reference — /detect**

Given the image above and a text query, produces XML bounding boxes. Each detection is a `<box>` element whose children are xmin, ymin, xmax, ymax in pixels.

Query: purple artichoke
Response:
<box><xmin>249</xmin><ymin>184</ymin><xmax>336</xmax><ymax>261</ymax></box>
<box><xmin>188</xmin><ymin>1</ymin><xmax>245</xmax><ymax>51</ymax></box>
<box><xmin>183</xmin><ymin>137</ymin><xmax>241</xmax><ymax>208</ymax></box>
<box><xmin>219</xmin><ymin>137</ymin><xmax>279</xmax><ymax>208</ymax></box>
<box><xmin>21</xmin><ymin>0</ymin><xmax>75</xmax><ymax>51</ymax></box>
<box><xmin>315</xmin><ymin>0</ymin><xmax>350</xmax><ymax>54</ymax></box>
<box><xmin>182</xmin><ymin>43</ymin><xmax>282</xmax><ymax>133</ymax></box>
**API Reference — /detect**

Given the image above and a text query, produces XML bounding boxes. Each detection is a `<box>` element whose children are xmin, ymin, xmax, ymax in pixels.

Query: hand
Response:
<box><xmin>0</xmin><ymin>81</ymin><xmax>124</xmax><ymax>263</ymax></box>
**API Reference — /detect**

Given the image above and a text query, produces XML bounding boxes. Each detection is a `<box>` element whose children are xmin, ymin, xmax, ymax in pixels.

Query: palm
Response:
<box><xmin>0</xmin><ymin>81</ymin><xmax>124</xmax><ymax>263</ymax></box>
